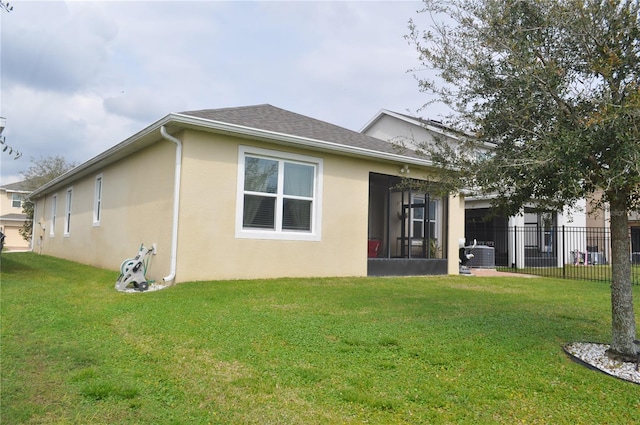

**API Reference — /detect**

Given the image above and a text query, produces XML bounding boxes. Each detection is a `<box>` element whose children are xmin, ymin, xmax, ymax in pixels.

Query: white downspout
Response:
<box><xmin>160</xmin><ymin>125</ymin><xmax>182</xmax><ymax>283</ymax></box>
<box><xmin>31</xmin><ymin>200</ymin><xmax>38</xmax><ymax>253</ymax></box>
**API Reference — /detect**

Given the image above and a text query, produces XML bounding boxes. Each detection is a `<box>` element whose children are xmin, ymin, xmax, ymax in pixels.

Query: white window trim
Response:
<box><xmin>93</xmin><ymin>174</ymin><xmax>103</xmax><ymax>226</ymax></box>
<box><xmin>50</xmin><ymin>194</ymin><xmax>57</xmax><ymax>237</ymax></box>
<box><xmin>64</xmin><ymin>187</ymin><xmax>73</xmax><ymax>237</ymax></box>
<box><xmin>235</xmin><ymin>145</ymin><xmax>323</xmax><ymax>241</ymax></box>
<box><xmin>11</xmin><ymin>193</ymin><xmax>22</xmax><ymax>208</ymax></box>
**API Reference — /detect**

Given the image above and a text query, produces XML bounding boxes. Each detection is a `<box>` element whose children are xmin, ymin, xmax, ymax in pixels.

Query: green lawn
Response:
<box><xmin>497</xmin><ymin>264</ymin><xmax>640</xmax><ymax>284</ymax></box>
<box><xmin>1</xmin><ymin>253</ymin><xmax>638</xmax><ymax>424</ymax></box>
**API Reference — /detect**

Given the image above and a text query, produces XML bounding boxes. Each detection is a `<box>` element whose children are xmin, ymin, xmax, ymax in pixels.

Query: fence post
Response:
<box><xmin>562</xmin><ymin>225</ymin><xmax>566</xmax><ymax>279</ymax></box>
<box><xmin>513</xmin><ymin>226</ymin><xmax>517</xmax><ymax>270</ymax></box>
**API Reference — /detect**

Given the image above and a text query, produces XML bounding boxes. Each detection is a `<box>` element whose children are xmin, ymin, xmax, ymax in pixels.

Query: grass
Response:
<box><xmin>1</xmin><ymin>252</ymin><xmax>639</xmax><ymax>424</ymax></box>
<box><xmin>498</xmin><ymin>263</ymin><xmax>640</xmax><ymax>284</ymax></box>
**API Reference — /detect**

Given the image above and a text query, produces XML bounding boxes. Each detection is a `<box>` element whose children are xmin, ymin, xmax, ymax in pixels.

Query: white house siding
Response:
<box><xmin>363</xmin><ymin>114</ymin><xmax>441</xmax><ymax>153</ymax></box>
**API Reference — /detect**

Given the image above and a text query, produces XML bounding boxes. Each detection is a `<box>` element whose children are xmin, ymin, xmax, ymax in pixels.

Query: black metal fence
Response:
<box><xmin>480</xmin><ymin>226</ymin><xmax>640</xmax><ymax>285</ymax></box>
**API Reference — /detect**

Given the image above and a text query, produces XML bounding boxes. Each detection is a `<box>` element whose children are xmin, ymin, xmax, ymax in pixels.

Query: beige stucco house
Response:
<box><xmin>0</xmin><ymin>180</ymin><xmax>31</xmax><ymax>251</ymax></box>
<box><xmin>29</xmin><ymin>105</ymin><xmax>465</xmax><ymax>284</ymax></box>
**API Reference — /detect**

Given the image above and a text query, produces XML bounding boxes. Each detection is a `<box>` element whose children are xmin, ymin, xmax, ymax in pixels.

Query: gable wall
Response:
<box><xmin>363</xmin><ymin>115</ymin><xmax>439</xmax><ymax>152</ymax></box>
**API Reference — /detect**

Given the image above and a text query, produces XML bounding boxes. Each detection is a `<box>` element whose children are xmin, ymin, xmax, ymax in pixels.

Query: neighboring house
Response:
<box><xmin>588</xmin><ymin>190</ymin><xmax>640</xmax><ymax>264</ymax></box>
<box><xmin>29</xmin><ymin>105</ymin><xmax>465</xmax><ymax>283</ymax></box>
<box><xmin>0</xmin><ymin>180</ymin><xmax>31</xmax><ymax>251</ymax></box>
<box><xmin>361</xmin><ymin>109</ymin><xmax>591</xmax><ymax>268</ymax></box>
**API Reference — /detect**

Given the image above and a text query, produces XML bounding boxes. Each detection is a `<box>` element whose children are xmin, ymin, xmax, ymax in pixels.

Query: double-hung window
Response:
<box><xmin>236</xmin><ymin>146</ymin><xmax>322</xmax><ymax>241</ymax></box>
<box><xmin>11</xmin><ymin>193</ymin><xmax>22</xmax><ymax>208</ymax></box>
<box><xmin>93</xmin><ymin>174</ymin><xmax>103</xmax><ymax>226</ymax></box>
<box><xmin>50</xmin><ymin>194</ymin><xmax>57</xmax><ymax>237</ymax></box>
<box><xmin>64</xmin><ymin>187</ymin><xmax>73</xmax><ymax>236</ymax></box>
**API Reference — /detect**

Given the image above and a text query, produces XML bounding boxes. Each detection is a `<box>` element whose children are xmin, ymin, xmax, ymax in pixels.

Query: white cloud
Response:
<box><xmin>0</xmin><ymin>85</ymin><xmax>142</xmax><ymax>181</ymax></box>
<box><xmin>103</xmin><ymin>88</ymin><xmax>186</xmax><ymax>122</ymax></box>
<box><xmin>1</xmin><ymin>0</ymin><xmax>442</xmax><ymax>185</ymax></box>
<box><xmin>3</xmin><ymin>1</ymin><xmax>118</xmax><ymax>93</ymax></box>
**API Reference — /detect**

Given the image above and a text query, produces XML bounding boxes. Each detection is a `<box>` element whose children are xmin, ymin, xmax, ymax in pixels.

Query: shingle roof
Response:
<box><xmin>391</xmin><ymin>111</ymin><xmax>447</xmax><ymax>128</ymax></box>
<box><xmin>0</xmin><ymin>180</ymin><xmax>29</xmax><ymax>192</ymax></box>
<box><xmin>180</xmin><ymin>104</ymin><xmax>420</xmax><ymax>159</ymax></box>
<box><xmin>0</xmin><ymin>213</ymin><xmax>28</xmax><ymax>221</ymax></box>
<box><xmin>30</xmin><ymin>104</ymin><xmax>433</xmax><ymax>199</ymax></box>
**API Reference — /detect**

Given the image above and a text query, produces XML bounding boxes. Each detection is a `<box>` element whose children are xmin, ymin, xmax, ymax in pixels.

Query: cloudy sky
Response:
<box><xmin>1</xmin><ymin>0</ymin><xmax>443</xmax><ymax>184</ymax></box>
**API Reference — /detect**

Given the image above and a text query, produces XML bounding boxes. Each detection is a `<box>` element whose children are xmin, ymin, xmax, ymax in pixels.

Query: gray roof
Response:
<box><xmin>31</xmin><ymin>104</ymin><xmax>433</xmax><ymax>199</ymax></box>
<box><xmin>0</xmin><ymin>180</ymin><xmax>29</xmax><ymax>192</ymax></box>
<box><xmin>181</xmin><ymin>104</ymin><xmax>420</xmax><ymax>159</ymax></box>
<box><xmin>390</xmin><ymin>111</ymin><xmax>448</xmax><ymax>128</ymax></box>
<box><xmin>0</xmin><ymin>213</ymin><xmax>28</xmax><ymax>221</ymax></box>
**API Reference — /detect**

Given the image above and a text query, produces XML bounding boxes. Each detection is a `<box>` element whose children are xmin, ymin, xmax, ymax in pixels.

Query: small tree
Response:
<box><xmin>19</xmin><ymin>156</ymin><xmax>77</xmax><ymax>242</ymax></box>
<box><xmin>407</xmin><ymin>0</ymin><xmax>639</xmax><ymax>358</ymax></box>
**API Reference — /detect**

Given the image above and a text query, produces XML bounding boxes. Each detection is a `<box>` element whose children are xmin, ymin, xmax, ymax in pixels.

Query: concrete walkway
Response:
<box><xmin>469</xmin><ymin>268</ymin><xmax>538</xmax><ymax>278</ymax></box>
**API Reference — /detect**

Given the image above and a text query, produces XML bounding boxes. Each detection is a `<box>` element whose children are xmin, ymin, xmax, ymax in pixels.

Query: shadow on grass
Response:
<box><xmin>0</xmin><ymin>254</ymin><xmax>35</xmax><ymax>274</ymax></box>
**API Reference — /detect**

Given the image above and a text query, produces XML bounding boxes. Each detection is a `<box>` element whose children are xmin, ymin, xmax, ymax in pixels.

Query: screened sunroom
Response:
<box><xmin>367</xmin><ymin>172</ymin><xmax>449</xmax><ymax>276</ymax></box>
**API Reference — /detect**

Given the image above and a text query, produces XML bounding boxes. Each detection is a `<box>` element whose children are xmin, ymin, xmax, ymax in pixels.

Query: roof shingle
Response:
<box><xmin>0</xmin><ymin>180</ymin><xmax>29</xmax><ymax>192</ymax></box>
<box><xmin>180</xmin><ymin>104</ymin><xmax>419</xmax><ymax>159</ymax></box>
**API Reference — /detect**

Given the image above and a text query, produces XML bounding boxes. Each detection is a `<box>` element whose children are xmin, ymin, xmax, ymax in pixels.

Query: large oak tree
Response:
<box><xmin>407</xmin><ymin>0</ymin><xmax>639</xmax><ymax>358</ymax></box>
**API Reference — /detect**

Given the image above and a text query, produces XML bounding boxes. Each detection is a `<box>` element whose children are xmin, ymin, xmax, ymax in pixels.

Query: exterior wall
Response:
<box><xmin>33</xmin><ymin>140</ymin><xmax>176</xmax><ymax>279</ymax></box>
<box><xmin>0</xmin><ymin>188</ymin><xmax>21</xmax><ymax>214</ymax></box>
<box><xmin>447</xmin><ymin>194</ymin><xmax>466</xmax><ymax>274</ymax></box>
<box><xmin>586</xmin><ymin>191</ymin><xmax>609</xmax><ymax>228</ymax></box>
<box><xmin>174</xmin><ymin>130</ymin><xmax>381</xmax><ymax>281</ymax></box>
<box><xmin>364</xmin><ymin>115</ymin><xmax>441</xmax><ymax>151</ymax></box>
<box><xmin>558</xmin><ymin>199</ymin><xmax>587</xmax><ymax>227</ymax></box>
<box><xmin>32</xmin><ymin>127</ymin><xmax>464</xmax><ymax>283</ymax></box>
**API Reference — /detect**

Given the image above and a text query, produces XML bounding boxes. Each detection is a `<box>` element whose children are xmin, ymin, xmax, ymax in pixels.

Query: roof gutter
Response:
<box><xmin>29</xmin><ymin>116</ymin><xmax>172</xmax><ymax>199</ymax></box>
<box><xmin>160</xmin><ymin>125</ymin><xmax>182</xmax><ymax>284</ymax></box>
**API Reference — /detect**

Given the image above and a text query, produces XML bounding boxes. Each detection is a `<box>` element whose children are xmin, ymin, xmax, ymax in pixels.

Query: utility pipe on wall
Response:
<box><xmin>160</xmin><ymin>125</ymin><xmax>182</xmax><ymax>283</ymax></box>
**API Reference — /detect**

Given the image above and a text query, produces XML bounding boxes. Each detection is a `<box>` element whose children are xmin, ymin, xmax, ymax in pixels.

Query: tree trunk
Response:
<box><xmin>607</xmin><ymin>203</ymin><xmax>637</xmax><ymax>360</ymax></box>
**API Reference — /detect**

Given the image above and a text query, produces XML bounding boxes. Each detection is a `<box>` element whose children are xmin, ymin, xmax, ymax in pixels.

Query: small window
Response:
<box><xmin>50</xmin><ymin>194</ymin><xmax>57</xmax><ymax>237</ymax></box>
<box><xmin>64</xmin><ymin>187</ymin><xmax>73</xmax><ymax>236</ymax></box>
<box><xmin>11</xmin><ymin>193</ymin><xmax>22</xmax><ymax>208</ymax></box>
<box><xmin>93</xmin><ymin>174</ymin><xmax>103</xmax><ymax>226</ymax></box>
<box><xmin>236</xmin><ymin>146</ymin><xmax>322</xmax><ymax>241</ymax></box>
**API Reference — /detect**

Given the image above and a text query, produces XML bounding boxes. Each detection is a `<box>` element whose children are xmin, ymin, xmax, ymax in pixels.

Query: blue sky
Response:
<box><xmin>1</xmin><ymin>0</ymin><xmax>443</xmax><ymax>184</ymax></box>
